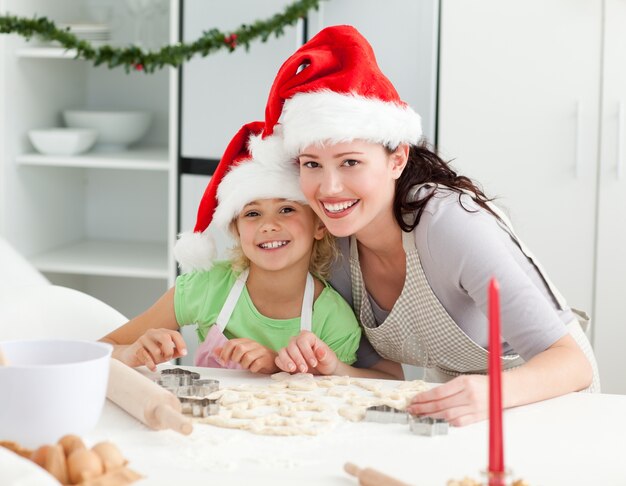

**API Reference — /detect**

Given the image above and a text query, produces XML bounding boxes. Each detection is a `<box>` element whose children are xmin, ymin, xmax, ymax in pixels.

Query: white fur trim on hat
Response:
<box><xmin>280</xmin><ymin>90</ymin><xmax>422</xmax><ymax>156</ymax></box>
<box><xmin>212</xmin><ymin>158</ymin><xmax>307</xmax><ymax>232</ymax></box>
<box><xmin>174</xmin><ymin>230</ymin><xmax>217</xmax><ymax>273</ymax></box>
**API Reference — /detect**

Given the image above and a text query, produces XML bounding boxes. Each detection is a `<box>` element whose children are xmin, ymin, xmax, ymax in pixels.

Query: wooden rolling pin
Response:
<box><xmin>107</xmin><ymin>358</ymin><xmax>193</xmax><ymax>435</ymax></box>
<box><xmin>344</xmin><ymin>462</ymin><xmax>411</xmax><ymax>486</ymax></box>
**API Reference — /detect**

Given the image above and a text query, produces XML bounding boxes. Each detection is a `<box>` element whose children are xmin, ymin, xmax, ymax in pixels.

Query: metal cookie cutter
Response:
<box><xmin>175</xmin><ymin>386</ymin><xmax>195</xmax><ymax>414</ymax></box>
<box><xmin>408</xmin><ymin>415</ymin><xmax>449</xmax><ymax>436</ymax></box>
<box><xmin>364</xmin><ymin>405</ymin><xmax>409</xmax><ymax>424</ymax></box>
<box><xmin>192</xmin><ymin>379</ymin><xmax>220</xmax><ymax>393</ymax></box>
<box><xmin>160</xmin><ymin>368</ymin><xmax>201</xmax><ymax>386</ymax></box>
<box><xmin>191</xmin><ymin>398</ymin><xmax>220</xmax><ymax>418</ymax></box>
<box><xmin>175</xmin><ymin>381</ymin><xmax>221</xmax><ymax>417</ymax></box>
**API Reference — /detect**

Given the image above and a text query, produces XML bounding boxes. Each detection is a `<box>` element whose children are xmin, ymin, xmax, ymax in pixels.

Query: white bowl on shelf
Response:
<box><xmin>63</xmin><ymin>110</ymin><xmax>152</xmax><ymax>152</ymax></box>
<box><xmin>28</xmin><ymin>128</ymin><xmax>98</xmax><ymax>155</ymax></box>
<box><xmin>0</xmin><ymin>339</ymin><xmax>112</xmax><ymax>448</ymax></box>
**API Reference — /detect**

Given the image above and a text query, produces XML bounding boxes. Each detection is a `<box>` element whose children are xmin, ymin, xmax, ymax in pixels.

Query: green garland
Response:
<box><xmin>0</xmin><ymin>0</ymin><xmax>322</xmax><ymax>73</ymax></box>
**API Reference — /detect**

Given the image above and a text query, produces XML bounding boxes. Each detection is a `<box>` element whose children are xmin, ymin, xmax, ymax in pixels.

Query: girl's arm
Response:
<box><xmin>407</xmin><ymin>333</ymin><xmax>592</xmax><ymax>426</ymax></box>
<box><xmin>100</xmin><ymin>287</ymin><xmax>187</xmax><ymax>370</ymax></box>
<box><xmin>275</xmin><ymin>330</ymin><xmax>404</xmax><ymax>380</ymax></box>
<box><xmin>335</xmin><ymin>359</ymin><xmax>404</xmax><ymax>380</ymax></box>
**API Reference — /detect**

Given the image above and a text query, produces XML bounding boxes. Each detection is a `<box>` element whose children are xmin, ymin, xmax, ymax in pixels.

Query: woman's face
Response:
<box><xmin>298</xmin><ymin>140</ymin><xmax>407</xmax><ymax>237</ymax></box>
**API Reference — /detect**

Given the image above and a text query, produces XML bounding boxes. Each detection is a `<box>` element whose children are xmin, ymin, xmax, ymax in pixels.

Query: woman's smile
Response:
<box><xmin>320</xmin><ymin>198</ymin><xmax>360</xmax><ymax>218</ymax></box>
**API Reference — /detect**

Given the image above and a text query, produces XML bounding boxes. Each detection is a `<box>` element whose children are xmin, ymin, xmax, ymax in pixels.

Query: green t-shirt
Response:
<box><xmin>174</xmin><ymin>261</ymin><xmax>361</xmax><ymax>364</ymax></box>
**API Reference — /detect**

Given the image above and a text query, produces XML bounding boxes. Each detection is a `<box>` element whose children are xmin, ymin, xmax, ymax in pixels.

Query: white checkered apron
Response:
<box><xmin>350</xmin><ymin>193</ymin><xmax>600</xmax><ymax>391</ymax></box>
<box><xmin>350</xmin><ymin>230</ymin><xmax>523</xmax><ymax>377</ymax></box>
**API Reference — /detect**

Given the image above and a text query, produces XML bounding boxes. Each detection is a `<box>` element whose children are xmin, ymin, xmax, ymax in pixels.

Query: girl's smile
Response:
<box><xmin>257</xmin><ymin>239</ymin><xmax>290</xmax><ymax>250</ymax></box>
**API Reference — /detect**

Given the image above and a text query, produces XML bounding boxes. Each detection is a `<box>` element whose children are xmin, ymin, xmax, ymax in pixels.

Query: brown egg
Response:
<box><xmin>30</xmin><ymin>445</ymin><xmax>51</xmax><ymax>468</ymax></box>
<box><xmin>67</xmin><ymin>448</ymin><xmax>104</xmax><ymax>484</ymax></box>
<box><xmin>44</xmin><ymin>444</ymin><xmax>69</xmax><ymax>485</ymax></box>
<box><xmin>91</xmin><ymin>441</ymin><xmax>127</xmax><ymax>472</ymax></box>
<box><xmin>58</xmin><ymin>434</ymin><xmax>86</xmax><ymax>457</ymax></box>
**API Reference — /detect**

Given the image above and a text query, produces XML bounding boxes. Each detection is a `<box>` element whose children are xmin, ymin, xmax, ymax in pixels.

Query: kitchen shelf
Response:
<box><xmin>1</xmin><ymin>0</ymin><xmax>179</xmax><ymax>319</ymax></box>
<box><xmin>30</xmin><ymin>239</ymin><xmax>169</xmax><ymax>279</ymax></box>
<box><xmin>17</xmin><ymin>147</ymin><xmax>170</xmax><ymax>171</ymax></box>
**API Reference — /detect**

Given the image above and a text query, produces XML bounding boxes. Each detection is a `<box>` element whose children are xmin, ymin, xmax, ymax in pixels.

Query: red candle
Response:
<box><xmin>488</xmin><ymin>278</ymin><xmax>505</xmax><ymax>485</ymax></box>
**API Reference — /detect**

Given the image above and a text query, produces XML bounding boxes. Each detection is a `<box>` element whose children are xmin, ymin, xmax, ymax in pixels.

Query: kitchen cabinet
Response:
<box><xmin>438</xmin><ymin>0</ymin><xmax>625</xmax><ymax>393</ymax></box>
<box><xmin>0</xmin><ymin>0</ymin><xmax>180</xmax><ymax>319</ymax></box>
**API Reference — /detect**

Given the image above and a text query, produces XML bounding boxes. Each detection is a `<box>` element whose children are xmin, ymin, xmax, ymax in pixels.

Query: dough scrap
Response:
<box><xmin>270</xmin><ymin>371</ymin><xmax>292</xmax><ymax>381</ymax></box>
<box><xmin>338</xmin><ymin>406</ymin><xmax>366</xmax><ymax>422</ymax></box>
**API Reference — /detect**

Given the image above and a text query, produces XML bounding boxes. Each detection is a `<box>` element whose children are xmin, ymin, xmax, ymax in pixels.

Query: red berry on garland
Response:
<box><xmin>134</xmin><ymin>63</ymin><xmax>144</xmax><ymax>71</ymax></box>
<box><xmin>224</xmin><ymin>34</ymin><xmax>237</xmax><ymax>49</ymax></box>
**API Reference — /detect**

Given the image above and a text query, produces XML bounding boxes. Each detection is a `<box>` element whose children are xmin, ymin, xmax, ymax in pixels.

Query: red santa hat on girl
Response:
<box><xmin>174</xmin><ymin>121</ymin><xmax>306</xmax><ymax>273</ymax></box>
<box><xmin>261</xmin><ymin>25</ymin><xmax>422</xmax><ymax>157</ymax></box>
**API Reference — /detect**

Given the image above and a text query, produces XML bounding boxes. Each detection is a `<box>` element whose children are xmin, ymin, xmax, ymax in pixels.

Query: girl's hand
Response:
<box><xmin>120</xmin><ymin>328</ymin><xmax>187</xmax><ymax>372</ymax></box>
<box><xmin>406</xmin><ymin>375</ymin><xmax>488</xmax><ymax>426</ymax></box>
<box><xmin>215</xmin><ymin>339</ymin><xmax>279</xmax><ymax>374</ymax></box>
<box><xmin>275</xmin><ymin>330</ymin><xmax>339</xmax><ymax>375</ymax></box>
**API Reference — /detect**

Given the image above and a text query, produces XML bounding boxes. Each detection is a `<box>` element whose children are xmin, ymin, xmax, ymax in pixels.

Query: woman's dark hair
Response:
<box><xmin>392</xmin><ymin>141</ymin><xmax>500</xmax><ymax>232</ymax></box>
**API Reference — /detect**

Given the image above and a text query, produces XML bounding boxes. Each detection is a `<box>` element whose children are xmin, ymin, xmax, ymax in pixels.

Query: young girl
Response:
<box><xmin>100</xmin><ymin>122</ymin><xmax>366</xmax><ymax>375</ymax></box>
<box><xmin>253</xmin><ymin>25</ymin><xmax>600</xmax><ymax>425</ymax></box>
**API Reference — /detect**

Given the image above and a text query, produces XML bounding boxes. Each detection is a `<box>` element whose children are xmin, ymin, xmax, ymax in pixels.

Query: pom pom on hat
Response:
<box><xmin>173</xmin><ymin>230</ymin><xmax>217</xmax><ymax>274</ymax></box>
<box><xmin>174</xmin><ymin>121</ymin><xmax>305</xmax><ymax>273</ymax></box>
<box><xmin>260</xmin><ymin>25</ymin><xmax>422</xmax><ymax>157</ymax></box>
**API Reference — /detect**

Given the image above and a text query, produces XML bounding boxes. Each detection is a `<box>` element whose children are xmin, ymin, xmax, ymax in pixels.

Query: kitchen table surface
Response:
<box><xmin>88</xmin><ymin>366</ymin><xmax>626</xmax><ymax>486</ymax></box>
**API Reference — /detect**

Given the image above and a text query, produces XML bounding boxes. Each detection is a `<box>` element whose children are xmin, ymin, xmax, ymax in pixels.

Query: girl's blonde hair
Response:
<box><xmin>228</xmin><ymin>218</ymin><xmax>338</xmax><ymax>280</ymax></box>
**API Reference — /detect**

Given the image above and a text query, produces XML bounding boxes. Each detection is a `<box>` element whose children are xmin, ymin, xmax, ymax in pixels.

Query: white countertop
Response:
<box><xmin>86</xmin><ymin>367</ymin><xmax>626</xmax><ymax>486</ymax></box>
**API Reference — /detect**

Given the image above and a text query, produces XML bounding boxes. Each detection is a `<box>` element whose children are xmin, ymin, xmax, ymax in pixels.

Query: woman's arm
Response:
<box><xmin>404</xmin><ymin>192</ymin><xmax>595</xmax><ymax>424</ymax></box>
<box><xmin>100</xmin><ymin>287</ymin><xmax>187</xmax><ymax>370</ymax></box>
<box><xmin>502</xmin><ymin>332</ymin><xmax>592</xmax><ymax>406</ymax></box>
<box><xmin>407</xmin><ymin>333</ymin><xmax>592</xmax><ymax>426</ymax></box>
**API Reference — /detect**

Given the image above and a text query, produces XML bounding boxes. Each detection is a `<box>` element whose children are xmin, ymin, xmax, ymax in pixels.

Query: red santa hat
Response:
<box><xmin>261</xmin><ymin>25</ymin><xmax>422</xmax><ymax>157</ymax></box>
<box><xmin>174</xmin><ymin>121</ymin><xmax>306</xmax><ymax>273</ymax></box>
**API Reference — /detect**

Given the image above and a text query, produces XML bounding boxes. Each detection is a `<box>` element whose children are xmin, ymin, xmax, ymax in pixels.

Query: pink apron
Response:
<box><xmin>194</xmin><ymin>269</ymin><xmax>315</xmax><ymax>368</ymax></box>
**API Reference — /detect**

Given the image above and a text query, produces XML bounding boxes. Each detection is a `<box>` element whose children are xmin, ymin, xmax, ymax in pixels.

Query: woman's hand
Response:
<box><xmin>215</xmin><ymin>339</ymin><xmax>279</xmax><ymax>374</ymax></box>
<box><xmin>119</xmin><ymin>328</ymin><xmax>187</xmax><ymax>372</ymax></box>
<box><xmin>275</xmin><ymin>330</ymin><xmax>339</xmax><ymax>375</ymax></box>
<box><xmin>406</xmin><ymin>374</ymin><xmax>488</xmax><ymax>426</ymax></box>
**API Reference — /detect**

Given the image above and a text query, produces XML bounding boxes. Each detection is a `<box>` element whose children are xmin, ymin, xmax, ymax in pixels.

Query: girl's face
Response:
<box><xmin>235</xmin><ymin>199</ymin><xmax>325</xmax><ymax>273</ymax></box>
<box><xmin>298</xmin><ymin>140</ymin><xmax>408</xmax><ymax>237</ymax></box>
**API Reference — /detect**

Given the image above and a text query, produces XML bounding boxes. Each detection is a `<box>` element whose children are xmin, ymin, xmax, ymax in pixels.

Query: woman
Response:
<box><xmin>261</xmin><ymin>25</ymin><xmax>599</xmax><ymax>426</ymax></box>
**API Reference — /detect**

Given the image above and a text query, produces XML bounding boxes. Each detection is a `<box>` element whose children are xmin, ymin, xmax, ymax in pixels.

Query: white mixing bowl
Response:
<box><xmin>0</xmin><ymin>339</ymin><xmax>112</xmax><ymax>448</ymax></box>
<box><xmin>28</xmin><ymin>128</ymin><xmax>98</xmax><ymax>155</ymax></box>
<box><xmin>63</xmin><ymin>110</ymin><xmax>152</xmax><ymax>151</ymax></box>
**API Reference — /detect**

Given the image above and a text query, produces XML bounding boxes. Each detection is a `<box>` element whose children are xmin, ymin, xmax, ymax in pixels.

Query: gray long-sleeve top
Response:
<box><xmin>329</xmin><ymin>186</ymin><xmax>574</xmax><ymax>368</ymax></box>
